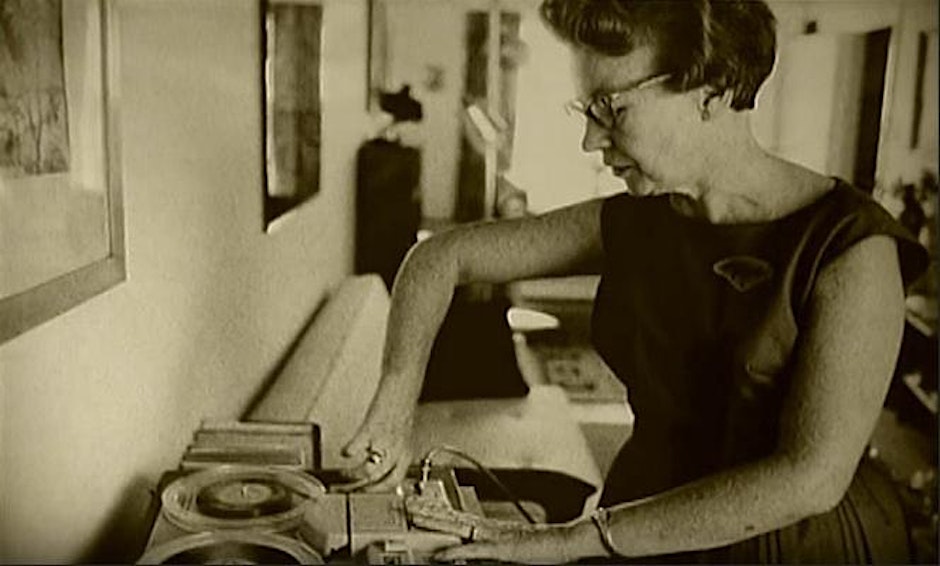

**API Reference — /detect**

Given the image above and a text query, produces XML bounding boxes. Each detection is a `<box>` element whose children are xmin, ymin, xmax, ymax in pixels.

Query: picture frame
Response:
<box><xmin>262</xmin><ymin>0</ymin><xmax>323</xmax><ymax>229</ymax></box>
<box><xmin>911</xmin><ymin>30</ymin><xmax>938</xmax><ymax>150</ymax></box>
<box><xmin>367</xmin><ymin>0</ymin><xmax>389</xmax><ymax>111</ymax></box>
<box><xmin>0</xmin><ymin>0</ymin><xmax>125</xmax><ymax>344</ymax></box>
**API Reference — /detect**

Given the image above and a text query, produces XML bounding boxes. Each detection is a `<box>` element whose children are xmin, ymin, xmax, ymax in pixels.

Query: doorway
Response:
<box><xmin>773</xmin><ymin>26</ymin><xmax>893</xmax><ymax>191</ymax></box>
<box><xmin>854</xmin><ymin>28</ymin><xmax>892</xmax><ymax>193</ymax></box>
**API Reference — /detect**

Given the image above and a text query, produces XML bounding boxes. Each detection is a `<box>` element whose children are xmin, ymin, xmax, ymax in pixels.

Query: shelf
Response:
<box><xmin>906</xmin><ymin>295</ymin><xmax>937</xmax><ymax>337</ymax></box>
<box><xmin>903</xmin><ymin>372</ymin><xmax>938</xmax><ymax>415</ymax></box>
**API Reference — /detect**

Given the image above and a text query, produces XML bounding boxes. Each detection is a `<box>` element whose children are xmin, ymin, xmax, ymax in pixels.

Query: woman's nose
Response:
<box><xmin>581</xmin><ymin>119</ymin><xmax>610</xmax><ymax>153</ymax></box>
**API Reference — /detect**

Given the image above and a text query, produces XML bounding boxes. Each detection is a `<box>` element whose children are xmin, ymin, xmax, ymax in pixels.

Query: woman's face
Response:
<box><xmin>572</xmin><ymin>45</ymin><xmax>705</xmax><ymax>197</ymax></box>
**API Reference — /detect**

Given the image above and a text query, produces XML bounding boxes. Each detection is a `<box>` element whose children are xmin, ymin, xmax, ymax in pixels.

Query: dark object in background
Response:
<box><xmin>888</xmin><ymin>319</ymin><xmax>938</xmax><ymax>433</ymax></box>
<box><xmin>356</xmin><ymin>85</ymin><xmax>423</xmax><ymax>289</ymax></box>
<box><xmin>355</xmin><ymin>139</ymin><xmax>421</xmax><ymax>290</ymax></box>
<box><xmin>900</xmin><ymin>183</ymin><xmax>927</xmax><ymax>237</ymax></box>
<box><xmin>420</xmin><ymin>290</ymin><xmax>529</xmax><ymax>401</ymax></box>
<box><xmin>379</xmin><ymin>85</ymin><xmax>423</xmax><ymax>123</ymax></box>
<box><xmin>453</xmin><ymin>468</ymin><xmax>594</xmax><ymax>523</ymax></box>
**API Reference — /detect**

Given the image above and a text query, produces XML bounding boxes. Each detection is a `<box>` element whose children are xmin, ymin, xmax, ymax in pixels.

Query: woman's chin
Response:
<box><xmin>623</xmin><ymin>176</ymin><xmax>656</xmax><ymax>197</ymax></box>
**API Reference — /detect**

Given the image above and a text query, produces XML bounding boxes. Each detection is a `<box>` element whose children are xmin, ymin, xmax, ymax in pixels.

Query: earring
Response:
<box><xmin>701</xmin><ymin>91</ymin><xmax>720</xmax><ymax>121</ymax></box>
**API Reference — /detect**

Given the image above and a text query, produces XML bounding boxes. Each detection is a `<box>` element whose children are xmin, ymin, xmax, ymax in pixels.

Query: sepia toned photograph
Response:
<box><xmin>0</xmin><ymin>0</ymin><xmax>936</xmax><ymax>564</ymax></box>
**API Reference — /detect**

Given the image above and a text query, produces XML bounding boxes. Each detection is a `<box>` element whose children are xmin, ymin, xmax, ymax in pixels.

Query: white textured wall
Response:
<box><xmin>508</xmin><ymin>9</ymin><xmax>611</xmax><ymax>213</ymax></box>
<box><xmin>0</xmin><ymin>0</ymin><xmax>369</xmax><ymax>561</ymax></box>
<box><xmin>385</xmin><ymin>0</ymin><xmax>466</xmax><ymax>219</ymax></box>
<box><xmin>774</xmin><ymin>34</ymin><xmax>842</xmax><ymax>174</ymax></box>
<box><xmin>757</xmin><ymin>0</ymin><xmax>938</xmax><ymax>187</ymax></box>
<box><xmin>880</xmin><ymin>0</ymin><xmax>939</xmax><ymax>185</ymax></box>
<box><xmin>826</xmin><ymin>34</ymin><xmax>866</xmax><ymax>181</ymax></box>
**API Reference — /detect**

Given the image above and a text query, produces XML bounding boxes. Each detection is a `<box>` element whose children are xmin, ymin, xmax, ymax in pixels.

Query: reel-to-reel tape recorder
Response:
<box><xmin>137</xmin><ymin>421</ymin><xmax>520</xmax><ymax>564</ymax></box>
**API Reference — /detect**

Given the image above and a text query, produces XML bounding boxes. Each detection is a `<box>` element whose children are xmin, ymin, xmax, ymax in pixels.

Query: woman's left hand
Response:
<box><xmin>433</xmin><ymin>522</ymin><xmax>583</xmax><ymax>564</ymax></box>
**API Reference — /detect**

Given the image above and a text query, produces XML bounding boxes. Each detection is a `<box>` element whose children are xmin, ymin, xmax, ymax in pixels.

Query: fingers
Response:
<box><xmin>342</xmin><ymin>437</ymin><xmax>390</xmax><ymax>475</ymax></box>
<box><xmin>341</xmin><ymin>431</ymin><xmax>370</xmax><ymax>459</ymax></box>
<box><xmin>433</xmin><ymin>542</ymin><xmax>498</xmax><ymax>563</ymax></box>
<box><xmin>434</xmin><ymin>526</ymin><xmax>571</xmax><ymax>564</ymax></box>
<box><xmin>331</xmin><ymin>460</ymin><xmax>405</xmax><ymax>493</ymax></box>
<box><xmin>334</xmin><ymin>437</ymin><xmax>411</xmax><ymax>493</ymax></box>
<box><xmin>332</xmin><ymin>452</ymin><xmax>393</xmax><ymax>492</ymax></box>
<box><xmin>360</xmin><ymin>458</ymin><xmax>409</xmax><ymax>493</ymax></box>
<box><xmin>330</xmin><ymin>477</ymin><xmax>373</xmax><ymax>493</ymax></box>
<box><xmin>338</xmin><ymin>409</ymin><xmax>415</xmax><ymax>493</ymax></box>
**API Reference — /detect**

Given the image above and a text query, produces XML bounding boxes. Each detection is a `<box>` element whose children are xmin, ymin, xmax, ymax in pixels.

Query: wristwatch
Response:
<box><xmin>590</xmin><ymin>507</ymin><xmax>623</xmax><ymax>557</ymax></box>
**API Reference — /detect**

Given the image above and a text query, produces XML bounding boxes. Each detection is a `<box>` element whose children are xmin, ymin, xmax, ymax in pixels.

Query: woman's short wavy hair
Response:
<box><xmin>540</xmin><ymin>0</ymin><xmax>776</xmax><ymax>110</ymax></box>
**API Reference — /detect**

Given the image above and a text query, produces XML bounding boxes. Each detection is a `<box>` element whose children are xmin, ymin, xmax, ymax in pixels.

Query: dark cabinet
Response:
<box><xmin>355</xmin><ymin>139</ymin><xmax>421</xmax><ymax>290</ymax></box>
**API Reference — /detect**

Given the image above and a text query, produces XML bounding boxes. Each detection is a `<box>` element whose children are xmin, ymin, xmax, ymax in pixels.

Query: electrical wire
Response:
<box><xmin>420</xmin><ymin>445</ymin><xmax>538</xmax><ymax>524</ymax></box>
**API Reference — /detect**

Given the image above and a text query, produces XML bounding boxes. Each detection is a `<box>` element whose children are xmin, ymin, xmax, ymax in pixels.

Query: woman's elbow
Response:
<box><xmin>397</xmin><ymin>234</ymin><xmax>459</xmax><ymax>286</ymax></box>
<box><xmin>806</xmin><ymin>472</ymin><xmax>853</xmax><ymax>516</ymax></box>
<box><xmin>784</xmin><ymin>453</ymin><xmax>858</xmax><ymax>517</ymax></box>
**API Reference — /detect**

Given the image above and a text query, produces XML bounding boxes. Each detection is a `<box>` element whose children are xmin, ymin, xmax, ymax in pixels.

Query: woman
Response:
<box><xmin>340</xmin><ymin>0</ymin><xmax>927</xmax><ymax>562</ymax></box>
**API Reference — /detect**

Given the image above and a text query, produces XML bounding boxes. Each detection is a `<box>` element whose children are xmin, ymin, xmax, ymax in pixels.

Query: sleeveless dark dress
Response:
<box><xmin>591</xmin><ymin>180</ymin><xmax>928</xmax><ymax>563</ymax></box>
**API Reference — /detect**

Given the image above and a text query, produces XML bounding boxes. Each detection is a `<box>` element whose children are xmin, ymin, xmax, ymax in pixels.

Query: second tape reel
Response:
<box><xmin>140</xmin><ymin>465</ymin><xmax>327</xmax><ymax>564</ymax></box>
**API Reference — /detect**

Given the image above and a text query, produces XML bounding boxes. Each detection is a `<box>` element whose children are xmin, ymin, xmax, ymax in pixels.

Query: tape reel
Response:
<box><xmin>161</xmin><ymin>465</ymin><xmax>325</xmax><ymax>533</ymax></box>
<box><xmin>137</xmin><ymin>530</ymin><xmax>324</xmax><ymax>564</ymax></box>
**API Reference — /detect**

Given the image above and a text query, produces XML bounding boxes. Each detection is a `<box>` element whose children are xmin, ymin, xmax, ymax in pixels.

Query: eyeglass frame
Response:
<box><xmin>566</xmin><ymin>73</ymin><xmax>672</xmax><ymax>129</ymax></box>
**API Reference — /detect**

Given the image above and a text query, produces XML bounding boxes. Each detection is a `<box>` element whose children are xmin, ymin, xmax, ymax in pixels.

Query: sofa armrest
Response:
<box><xmin>246</xmin><ymin>275</ymin><xmax>390</xmax><ymax>468</ymax></box>
<box><xmin>245</xmin><ymin>274</ymin><xmax>605</xmax><ymax>517</ymax></box>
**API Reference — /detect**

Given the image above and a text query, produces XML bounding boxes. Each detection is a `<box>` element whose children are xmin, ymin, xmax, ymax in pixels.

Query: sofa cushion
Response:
<box><xmin>246</xmin><ymin>275</ymin><xmax>389</xmax><ymax>467</ymax></box>
<box><xmin>245</xmin><ymin>275</ymin><xmax>604</xmax><ymax>514</ymax></box>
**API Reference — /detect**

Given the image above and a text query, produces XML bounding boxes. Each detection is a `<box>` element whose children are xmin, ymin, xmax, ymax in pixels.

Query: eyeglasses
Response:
<box><xmin>566</xmin><ymin>73</ymin><xmax>671</xmax><ymax>129</ymax></box>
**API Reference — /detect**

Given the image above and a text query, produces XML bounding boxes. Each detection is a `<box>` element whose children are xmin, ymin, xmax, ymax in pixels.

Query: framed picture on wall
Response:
<box><xmin>367</xmin><ymin>0</ymin><xmax>388</xmax><ymax>111</ymax></box>
<box><xmin>262</xmin><ymin>0</ymin><xmax>323</xmax><ymax>230</ymax></box>
<box><xmin>911</xmin><ymin>30</ymin><xmax>938</xmax><ymax>151</ymax></box>
<box><xmin>0</xmin><ymin>0</ymin><xmax>125</xmax><ymax>344</ymax></box>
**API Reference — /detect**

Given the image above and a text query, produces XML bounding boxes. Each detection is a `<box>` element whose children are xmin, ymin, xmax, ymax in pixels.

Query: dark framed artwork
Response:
<box><xmin>262</xmin><ymin>0</ymin><xmax>323</xmax><ymax>229</ymax></box>
<box><xmin>911</xmin><ymin>30</ymin><xmax>938</xmax><ymax>150</ymax></box>
<box><xmin>0</xmin><ymin>0</ymin><xmax>125</xmax><ymax>344</ymax></box>
<box><xmin>367</xmin><ymin>0</ymin><xmax>389</xmax><ymax>111</ymax></box>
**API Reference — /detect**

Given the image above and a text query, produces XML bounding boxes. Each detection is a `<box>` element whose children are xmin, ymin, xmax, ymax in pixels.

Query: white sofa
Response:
<box><xmin>245</xmin><ymin>274</ymin><xmax>603</xmax><ymax>514</ymax></box>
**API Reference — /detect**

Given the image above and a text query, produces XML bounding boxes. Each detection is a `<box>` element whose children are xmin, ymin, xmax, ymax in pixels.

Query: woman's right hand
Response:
<box><xmin>333</xmin><ymin>399</ymin><xmax>415</xmax><ymax>493</ymax></box>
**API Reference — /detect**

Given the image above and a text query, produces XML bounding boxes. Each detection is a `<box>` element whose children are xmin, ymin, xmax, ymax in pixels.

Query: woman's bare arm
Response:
<box><xmin>589</xmin><ymin>234</ymin><xmax>905</xmax><ymax>555</ymax></box>
<box><xmin>341</xmin><ymin>198</ymin><xmax>604</xmax><ymax>490</ymax></box>
<box><xmin>438</xmin><ymin>234</ymin><xmax>906</xmax><ymax>561</ymax></box>
<box><xmin>382</xmin><ymin>198</ymin><xmax>604</xmax><ymax>380</ymax></box>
